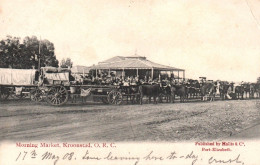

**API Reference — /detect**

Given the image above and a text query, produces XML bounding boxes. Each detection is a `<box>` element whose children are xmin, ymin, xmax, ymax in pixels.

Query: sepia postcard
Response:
<box><xmin>0</xmin><ymin>0</ymin><xmax>260</xmax><ymax>164</ymax></box>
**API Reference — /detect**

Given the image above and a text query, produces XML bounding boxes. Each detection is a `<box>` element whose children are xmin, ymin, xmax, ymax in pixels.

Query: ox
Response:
<box><xmin>186</xmin><ymin>79</ymin><xmax>200</xmax><ymax>99</ymax></box>
<box><xmin>171</xmin><ymin>84</ymin><xmax>187</xmax><ymax>103</ymax></box>
<box><xmin>159</xmin><ymin>85</ymin><xmax>174</xmax><ymax>103</ymax></box>
<box><xmin>139</xmin><ymin>84</ymin><xmax>160</xmax><ymax>104</ymax></box>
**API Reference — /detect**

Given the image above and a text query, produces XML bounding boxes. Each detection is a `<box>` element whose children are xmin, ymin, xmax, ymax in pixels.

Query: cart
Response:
<box><xmin>0</xmin><ymin>67</ymin><xmax>141</xmax><ymax>106</ymax></box>
<box><xmin>0</xmin><ymin>68</ymin><xmax>38</xmax><ymax>101</ymax></box>
<box><xmin>42</xmin><ymin>84</ymin><xmax>141</xmax><ymax>106</ymax></box>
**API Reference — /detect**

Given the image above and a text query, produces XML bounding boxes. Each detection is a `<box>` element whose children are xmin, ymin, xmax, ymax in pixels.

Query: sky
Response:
<box><xmin>0</xmin><ymin>0</ymin><xmax>259</xmax><ymax>82</ymax></box>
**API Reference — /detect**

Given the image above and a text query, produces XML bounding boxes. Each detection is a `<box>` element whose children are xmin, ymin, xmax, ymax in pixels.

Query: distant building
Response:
<box><xmin>91</xmin><ymin>55</ymin><xmax>185</xmax><ymax>80</ymax></box>
<box><xmin>71</xmin><ymin>65</ymin><xmax>90</xmax><ymax>76</ymax></box>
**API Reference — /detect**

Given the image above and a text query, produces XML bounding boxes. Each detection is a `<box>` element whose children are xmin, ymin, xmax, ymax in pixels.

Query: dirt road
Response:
<box><xmin>1</xmin><ymin>99</ymin><xmax>260</xmax><ymax>142</ymax></box>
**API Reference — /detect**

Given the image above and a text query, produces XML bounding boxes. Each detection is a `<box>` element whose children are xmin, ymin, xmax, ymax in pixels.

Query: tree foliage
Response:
<box><xmin>60</xmin><ymin>58</ymin><xmax>73</xmax><ymax>68</ymax></box>
<box><xmin>257</xmin><ymin>77</ymin><xmax>260</xmax><ymax>83</ymax></box>
<box><xmin>0</xmin><ymin>36</ymin><xmax>59</xmax><ymax>69</ymax></box>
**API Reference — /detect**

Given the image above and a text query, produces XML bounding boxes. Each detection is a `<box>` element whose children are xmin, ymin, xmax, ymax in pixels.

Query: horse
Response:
<box><xmin>254</xmin><ymin>83</ymin><xmax>260</xmax><ymax>98</ymax></box>
<box><xmin>218</xmin><ymin>81</ymin><xmax>231</xmax><ymax>100</ymax></box>
<box><xmin>193</xmin><ymin>80</ymin><xmax>201</xmax><ymax>98</ymax></box>
<box><xmin>250</xmin><ymin>83</ymin><xmax>255</xmax><ymax>98</ymax></box>
<box><xmin>139</xmin><ymin>84</ymin><xmax>160</xmax><ymax>104</ymax></box>
<box><xmin>242</xmin><ymin>83</ymin><xmax>250</xmax><ymax>99</ymax></box>
<box><xmin>185</xmin><ymin>81</ymin><xmax>193</xmax><ymax>99</ymax></box>
<box><xmin>235</xmin><ymin>85</ymin><xmax>244</xmax><ymax>99</ymax></box>
<box><xmin>200</xmin><ymin>82</ymin><xmax>216</xmax><ymax>101</ymax></box>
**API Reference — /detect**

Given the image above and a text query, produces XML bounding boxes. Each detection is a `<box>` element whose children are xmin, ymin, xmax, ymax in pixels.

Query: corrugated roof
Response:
<box><xmin>99</xmin><ymin>55</ymin><xmax>147</xmax><ymax>64</ymax></box>
<box><xmin>125</xmin><ymin>55</ymin><xmax>146</xmax><ymax>60</ymax></box>
<box><xmin>92</xmin><ymin>58</ymin><xmax>184</xmax><ymax>71</ymax></box>
<box><xmin>98</xmin><ymin>56</ymin><xmax>125</xmax><ymax>64</ymax></box>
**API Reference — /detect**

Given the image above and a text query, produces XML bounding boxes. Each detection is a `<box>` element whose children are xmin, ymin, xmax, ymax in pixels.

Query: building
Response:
<box><xmin>90</xmin><ymin>55</ymin><xmax>185</xmax><ymax>80</ymax></box>
<box><xmin>71</xmin><ymin>65</ymin><xmax>90</xmax><ymax>76</ymax></box>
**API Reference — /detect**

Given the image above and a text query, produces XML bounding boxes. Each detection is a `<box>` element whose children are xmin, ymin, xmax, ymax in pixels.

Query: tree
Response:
<box><xmin>23</xmin><ymin>36</ymin><xmax>59</xmax><ymax>69</ymax></box>
<box><xmin>0</xmin><ymin>36</ymin><xmax>23</xmax><ymax>68</ymax></box>
<box><xmin>60</xmin><ymin>58</ymin><xmax>73</xmax><ymax>68</ymax></box>
<box><xmin>257</xmin><ymin>77</ymin><xmax>260</xmax><ymax>83</ymax></box>
<box><xmin>0</xmin><ymin>35</ymin><xmax>59</xmax><ymax>69</ymax></box>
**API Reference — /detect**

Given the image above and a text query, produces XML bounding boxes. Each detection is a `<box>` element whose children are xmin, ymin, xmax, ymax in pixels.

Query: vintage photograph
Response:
<box><xmin>0</xmin><ymin>0</ymin><xmax>260</xmax><ymax>164</ymax></box>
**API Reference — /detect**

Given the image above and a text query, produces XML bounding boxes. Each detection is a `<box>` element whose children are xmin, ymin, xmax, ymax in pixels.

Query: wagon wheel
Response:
<box><xmin>101</xmin><ymin>97</ymin><xmax>109</xmax><ymax>104</ymax></box>
<box><xmin>107</xmin><ymin>90</ymin><xmax>123</xmax><ymax>105</ymax></box>
<box><xmin>0</xmin><ymin>87</ymin><xmax>10</xmax><ymax>100</ymax></box>
<box><xmin>46</xmin><ymin>85</ymin><xmax>68</xmax><ymax>106</ymax></box>
<box><xmin>30</xmin><ymin>88</ymin><xmax>44</xmax><ymax>102</ymax></box>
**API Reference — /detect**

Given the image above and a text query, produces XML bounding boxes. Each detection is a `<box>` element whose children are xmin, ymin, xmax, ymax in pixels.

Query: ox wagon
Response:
<box><xmin>0</xmin><ymin>67</ymin><xmax>141</xmax><ymax>106</ymax></box>
<box><xmin>0</xmin><ymin>68</ymin><xmax>38</xmax><ymax>100</ymax></box>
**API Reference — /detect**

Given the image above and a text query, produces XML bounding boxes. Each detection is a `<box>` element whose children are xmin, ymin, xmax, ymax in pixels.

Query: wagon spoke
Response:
<box><xmin>48</xmin><ymin>90</ymin><xmax>56</xmax><ymax>95</ymax></box>
<box><xmin>111</xmin><ymin>98</ymin><xmax>115</xmax><ymax>104</ymax></box>
<box><xmin>30</xmin><ymin>88</ymin><xmax>44</xmax><ymax>102</ymax></box>
<box><xmin>56</xmin><ymin>98</ymin><xmax>59</xmax><ymax>105</ymax></box>
<box><xmin>59</xmin><ymin>90</ymin><xmax>66</xmax><ymax>94</ymax></box>
<box><xmin>51</xmin><ymin>88</ymin><xmax>55</xmax><ymax>93</ymax></box>
<box><xmin>52</xmin><ymin>97</ymin><xmax>56</xmax><ymax>104</ymax></box>
<box><xmin>59</xmin><ymin>88</ymin><xmax>66</xmax><ymax>94</ymax></box>
<box><xmin>54</xmin><ymin>98</ymin><xmax>57</xmax><ymax>104</ymax></box>
<box><xmin>57</xmin><ymin>98</ymin><xmax>61</xmax><ymax>105</ymax></box>
<box><xmin>48</xmin><ymin>95</ymin><xmax>54</xmax><ymax>100</ymax></box>
<box><xmin>51</xmin><ymin>97</ymin><xmax>56</xmax><ymax>103</ymax></box>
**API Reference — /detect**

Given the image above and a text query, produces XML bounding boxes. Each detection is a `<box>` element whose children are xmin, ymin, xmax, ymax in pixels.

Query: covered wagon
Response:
<box><xmin>0</xmin><ymin>68</ymin><xmax>38</xmax><ymax>100</ymax></box>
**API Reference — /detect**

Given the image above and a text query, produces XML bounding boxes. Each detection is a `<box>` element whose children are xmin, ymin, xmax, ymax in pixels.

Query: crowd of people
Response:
<box><xmin>70</xmin><ymin>71</ymin><xmax>260</xmax><ymax>99</ymax></box>
<box><xmin>73</xmin><ymin>72</ymin><xmax>243</xmax><ymax>86</ymax></box>
<box><xmin>72</xmin><ymin>72</ymin><xmax>180</xmax><ymax>86</ymax></box>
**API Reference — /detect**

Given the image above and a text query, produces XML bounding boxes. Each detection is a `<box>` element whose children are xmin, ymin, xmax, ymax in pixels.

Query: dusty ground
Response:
<box><xmin>0</xmin><ymin>98</ymin><xmax>260</xmax><ymax>142</ymax></box>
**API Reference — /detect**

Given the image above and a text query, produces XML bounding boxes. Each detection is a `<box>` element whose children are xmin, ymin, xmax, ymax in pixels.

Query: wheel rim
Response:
<box><xmin>46</xmin><ymin>86</ymin><xmax>68</xmax><ymax>106</ymax></box>
<box><xmin>30</xmin><ymin>88</ymin><xmax>44</xmax><ymax>102</ymax></box>
<box><xmin>108</xmin><ymin>91</ymin><xmax>122</xmax><ymax>105</ymax></box>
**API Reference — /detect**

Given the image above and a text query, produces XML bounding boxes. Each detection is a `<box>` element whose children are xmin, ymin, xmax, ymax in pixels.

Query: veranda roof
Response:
<box><xmin>92</xmin><ymin>57</ymin><xmax>184</xmax><ymax>71</ymax></box>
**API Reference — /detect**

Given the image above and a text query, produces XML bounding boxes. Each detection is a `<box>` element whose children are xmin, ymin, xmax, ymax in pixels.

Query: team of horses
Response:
<box><xmin>128</xmin><ymin>80</ymin><xmax>260</xmax><ymax>104</ymax></box>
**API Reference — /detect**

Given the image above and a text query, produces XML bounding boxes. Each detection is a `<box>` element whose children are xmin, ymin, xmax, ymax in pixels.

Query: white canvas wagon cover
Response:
<box><xmin>0</xmin><ymin>68</ymin><xmax>36</xmax><ymax>85</ymax></box>
<box><xmin>44</xmin><ymin>72</ymin><xmax>69</xmax><ymax>81</ymax></box>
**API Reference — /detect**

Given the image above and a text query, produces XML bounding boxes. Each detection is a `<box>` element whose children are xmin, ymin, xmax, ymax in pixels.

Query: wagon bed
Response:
<box><xmin>41</xmin><ymin>84</ymin><xmax>140</xmax><ymax>106</ymax></box>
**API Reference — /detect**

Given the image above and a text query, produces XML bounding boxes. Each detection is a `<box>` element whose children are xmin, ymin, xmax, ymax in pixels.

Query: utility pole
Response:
<box><xmin>38</xmin><ymin>37</ymin><xmax>41</xmax><ymax>71</ymax></box>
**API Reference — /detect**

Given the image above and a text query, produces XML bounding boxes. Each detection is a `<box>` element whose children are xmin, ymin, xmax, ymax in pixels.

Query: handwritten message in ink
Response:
<box><xmin>12</xmin><ymin>141</ymin><xmax>246</xmax><ymax>165</ymax></box>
